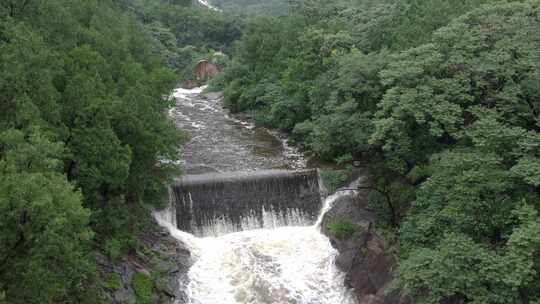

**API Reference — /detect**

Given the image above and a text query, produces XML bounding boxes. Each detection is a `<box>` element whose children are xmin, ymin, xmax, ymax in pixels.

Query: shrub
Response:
<box><xmin>104</xmin><ymin>239</ymin><xmax>123</xmax><ymax>261</ymax></box>
<box><xmin>104</xmin><ymin>236</ymin><xmax>139</xmax><ymax>261</ymax></box>
<box><xmin>320</xmin><ymin>170</ymin><xmax>348</xmax><ymax>193</ymax></box>
<box><xmin>104</xmin><ymin>273</ymin><xmax>121</xmax><ymax>291</ymax></box>
<box><xmin>132</xmin><ymin>273</ymin><xmax>154</xmax><ymax>304</ymax></box>
<box><xmin>327</xmin><ymin>218</ymin><xmax>356</xmax><ymax>240</ymax></box>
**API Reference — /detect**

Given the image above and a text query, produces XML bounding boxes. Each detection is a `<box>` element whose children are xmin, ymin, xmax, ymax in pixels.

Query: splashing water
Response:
<box><xmin>154</xmin><ymin>193</ymin><xmax>357</xmax><ymax>304</ymax></box>
<box><xmin>155</xmin><ymin>87</ymin><xmax>358</xmax><ymax>304</ymax></box>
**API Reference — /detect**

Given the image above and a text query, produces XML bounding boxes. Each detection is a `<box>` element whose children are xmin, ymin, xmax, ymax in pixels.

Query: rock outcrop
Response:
<box><xmin>181</xmin><ymin>59</ymin><xmax>220</xmax><ymax>89</ymax></box>
<box><xmin>321</xmin><ymin>175</ymin><xmax>411</xmax><ymax>304</ymax></box>
<box><xmin>194</xmin><ymin>60</ymin><xmax>219</xmax><ymax>80</ymax></box>
<box><xmin>97</xmin><ymin>219</ymin><xmax>192</xmax><ymax>304</ymax></box>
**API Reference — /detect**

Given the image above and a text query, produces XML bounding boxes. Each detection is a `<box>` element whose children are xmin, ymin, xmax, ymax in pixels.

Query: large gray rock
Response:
<box><xmin>202</xmin><ymin>91</ymin><xmax>223</xmax><ymax>100</ymax></box>
<box><xmin>321</xmin><ymin>177</ymin><xmax>411</xmax><ymax>304</ymax></box>
<box><xmin>98</xmin><ymin>219</ymin><xmax>193</xmax><ymax>304</ymax></box>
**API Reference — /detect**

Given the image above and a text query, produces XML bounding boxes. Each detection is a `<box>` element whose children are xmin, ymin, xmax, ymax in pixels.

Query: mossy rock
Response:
<box><xmin>105</xmin><ymin>273</ymin><xmax>121</xmax><ymax>291</ymax></box>
<box><xmin>132</xmin><ymin>272</ymin><xmax>158</xmax><ymax>304</ymax></box>
<box><xmin>327</xmin><ymin>218</ymin><xmax>357</xmax><ymax>240</ymax></box>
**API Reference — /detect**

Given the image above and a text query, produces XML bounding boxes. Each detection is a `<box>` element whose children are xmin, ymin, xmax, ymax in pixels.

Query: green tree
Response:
<box><xmin>0</xmin><ymin>0</ymin><xmax>187</xmax><ymax>301</ymax></box>
<box><xmin>371</xmin><ymin>1</ymin><xmax>540</xmax><ymax>172</ymax></box>
<box><xmin>217</xmin><ymin>1</ymin><xmax>540</xmax><ymax>302</ymax></box>
<box><xmin>0</xmin><ymin>129</ymin><xmax>95</xmax><ymax>304</ymax></box>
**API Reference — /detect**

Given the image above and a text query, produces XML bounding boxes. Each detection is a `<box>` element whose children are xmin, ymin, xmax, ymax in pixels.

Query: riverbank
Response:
<box><xmin>121</xmin><ymin>87</ymin><xmax>404</xmax><ymax>304</ymax></box>
<box><xmin>320</xmin><ymin>172</ymin><xmax>410</xmax><ymax>304</ymax></box>
<box><xmin>152</xmin><ymin>86</ymin><xmax>361</xmax><ymax>303</ymax></box>
<box><xmin>97</xmin><ymin>216</ymin><xmax>192</xmax><ymax>304</ymax></box>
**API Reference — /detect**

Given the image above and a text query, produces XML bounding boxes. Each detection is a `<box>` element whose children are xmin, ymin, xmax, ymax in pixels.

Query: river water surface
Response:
<box><xmin>155</xmin><ymin>87</ymin><xmax>357</xmax><ymax>304</ymax></box>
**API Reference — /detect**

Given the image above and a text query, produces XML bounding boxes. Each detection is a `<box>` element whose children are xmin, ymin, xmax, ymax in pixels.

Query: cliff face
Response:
<box><xmin>97</xmin><ymin>219</ymin><xmax>192</xmax><ymax>304</ymax></box>
<box><xmin>320</xmin><ymin>176</ymin><xmax>410</xmax><ymax>304</ymax></box>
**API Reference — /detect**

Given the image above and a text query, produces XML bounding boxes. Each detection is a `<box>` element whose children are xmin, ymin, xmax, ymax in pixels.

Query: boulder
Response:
<box><xmin>321</xmin><ymin>176</ymin><xmax>411</xmax><ymax>304</ymax></box>
<box><xmin>97</xmin><ymin>219</ymin><xmax>193</xmax><ymax>304</ymax></box>
<box><xmin>202</xmin><ymin>91</ymin><xmax>223</xmax><ymax>100</ymax></box>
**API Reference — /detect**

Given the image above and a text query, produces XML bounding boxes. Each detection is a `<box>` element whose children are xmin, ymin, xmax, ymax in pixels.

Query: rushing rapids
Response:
<box><xmin>155</xmin><ymin>87</ymin><xmax>357</xmax><ymax>304</ymax></box>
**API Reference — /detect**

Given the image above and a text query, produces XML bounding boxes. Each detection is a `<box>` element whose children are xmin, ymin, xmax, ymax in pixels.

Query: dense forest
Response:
<box><xmin>1</xmin><ymin>0</ymin><xmax>539</xmax><ymax>303</ymax></box>
<box><xmin>213</xmin><ymin>0</ymin><xmax>540</xmax><ymax>302</ymax></box>
<box><xmin>0</xmin><ymin>0</ymin><xmax>240</xmax><ymax>302</ymax></box>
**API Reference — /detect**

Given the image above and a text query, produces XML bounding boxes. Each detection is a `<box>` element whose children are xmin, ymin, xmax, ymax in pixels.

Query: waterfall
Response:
<box><xmin>156</xmin><ymin>86</ymin><xmax>357</xmax><ymax>304</ymax></box>
<box><xmin>170</xmin><ymin>170</ymin><xmax>322</xmax><ymax>237</ymax></box>
<box><xmin>154</xmin><ymin>183</ymin><xmax>357</xmax><ymax>304</ymax></box>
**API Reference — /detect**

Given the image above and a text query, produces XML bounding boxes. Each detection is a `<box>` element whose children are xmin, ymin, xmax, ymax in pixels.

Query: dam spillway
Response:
<box><xmin>171</xmin><ymin>170</ymin><xmax>323</xmax><ymax>237</ymax></box>
<box><xmin>155</xmin><ymin>87</ymin><xmax>357</xmax><ymax>304</ymax></box>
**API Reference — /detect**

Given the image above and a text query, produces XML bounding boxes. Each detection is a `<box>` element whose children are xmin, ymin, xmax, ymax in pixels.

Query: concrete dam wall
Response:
<box><xmin>170</xmin><ymin>170</ymin><xmax>323</xmax><ymax>237</ymax></box>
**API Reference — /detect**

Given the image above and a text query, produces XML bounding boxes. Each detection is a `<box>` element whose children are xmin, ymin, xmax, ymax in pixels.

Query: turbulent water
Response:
<box><xmin>156</xmin><ymin>87</ymin><xmax>357</xmax><ymax>304</ymax></box>
<box><xmin>168</xmin><ymin>87</ymin><xmax>306</xmax><ymax>174</ymax></box>
<box><xmin>171</xmin><ymin>170</ymin><xmax>322</xmax><ymax>237</ymax></box>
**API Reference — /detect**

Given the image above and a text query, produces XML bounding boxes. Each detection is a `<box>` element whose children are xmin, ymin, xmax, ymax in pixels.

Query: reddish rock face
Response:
<box><xmin>194</xmin><ymin>60</ymin><xmax>219</xmax><ymax>80</ymax></box>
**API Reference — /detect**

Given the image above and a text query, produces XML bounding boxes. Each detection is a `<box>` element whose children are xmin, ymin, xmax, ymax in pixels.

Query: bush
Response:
<box><xmin>104</xmin><ymin>239</ymin><xmax>123</xmax><ymax>261</ymax></box>
<box><xmin>104</xmin><ymin>273</ymin><xmax>121</xmax><ymax>291</ymax></box>
<box><xmin>327</xmin><ymin>218</ymin><xmax>356</xmax><ymax>240</ymax></box>
<box><xmin>104</xmin><ymin>236</ymin><xmax>139</xmax><ymax>261</ymax></box>
<box><xmin>407</xmin><ymin>164</ymin><xmax>431</xmax><ymax>185</ymax></box>
<box><xmin>132</xmin><ymin>273</ymin><xmax>155</xmax><ymax>304</ymax></box>
<box><xmin>320</xmin><ymin>170</ymin><xmax>348</xmax><ymax>193</ymax></box>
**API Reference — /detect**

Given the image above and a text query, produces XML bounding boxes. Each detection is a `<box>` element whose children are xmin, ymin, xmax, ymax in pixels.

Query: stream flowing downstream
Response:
<box><xmin>155</xmin><ymin>87</ymin><xmax>357</xmax><ymax>304</ymax></box>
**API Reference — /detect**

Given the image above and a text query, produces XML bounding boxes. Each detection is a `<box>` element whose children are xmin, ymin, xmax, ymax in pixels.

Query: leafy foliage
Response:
<box><xmin>132</xmin><ymin>272</ymin><xmax>155</xmax><ymax>304</ymax></box>
<box><xmin>105</xmin><ymin>273</ymin><xmax>121</xmax><ymax>291</ymax></box>
<box><xmin>320</xmin><ymin>170</ymin><xmax>348</xmax><ymax>193</ymax></box>
<box><xmin>3</xmin><ymin>0</ymin><xmax>540</xmax><ymax>302</ymax></box>
<box><xmin>327</xmin><ymin>219</ymin><xmax>357</xmax><ymax>240</ymax></box>
<box><xmin>217</xmin><ymin>0</ymin><xmax>540</xmax><ymax>302</ymax></box>
<box><xmin>0</xmin><ymin>0</ymin><xmax>191</xmax><ymax>302</ymax></box>
<box><xmin>0</xmin><ymin>130</ymin><xmax>95</xmax><ymax>303</ymax></box>
<box><xmin>120</xmin><ymin>0</ymin><xmax>244</xmax><ymax>80</ymax></box>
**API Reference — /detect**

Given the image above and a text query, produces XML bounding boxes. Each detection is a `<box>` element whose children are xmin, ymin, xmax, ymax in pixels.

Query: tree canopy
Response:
<box><xmin>1</xmin><ymin>0</ymin><xmax>539</xmax><ymax>302</ymax></box>
<box><xmin>0</xmin><ymin>0</ymin><xmax>189</xmax><ymax>302</ymax></box>
<box><xmin>214</xmin><ymin>0</ymin><xmax>540</xmax><ymax>302</ymax></box>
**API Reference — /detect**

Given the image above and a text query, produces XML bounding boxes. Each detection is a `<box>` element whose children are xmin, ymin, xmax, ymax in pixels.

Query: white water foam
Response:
<box><xmin>159</xmin><ymin>86</ymin><xmax>358</xmax><ymax>303</ymax></box>
<box><xmin>172</xmin><ymin>86</ymin><xmax>207</xmax><ymax>98</ymax></box>
<box><xmin>154</xmin><ymin>191</ymin><xmax>358</xmax><ymax>304</ymax></box>
<box><xmin>189</xmin><ymin>206</ymin><xmax>314</xmax><ymax>237</ymax></box>
<box><xmin>186</xmin><ymin>226</ymin><xmax>355</xmax><ymax>304</ymax></box>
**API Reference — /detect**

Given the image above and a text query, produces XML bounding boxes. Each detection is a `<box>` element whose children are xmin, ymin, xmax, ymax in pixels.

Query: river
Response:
<box><xmin>155</xmin><ymin>87</ymin><xmax>357</xmax><ymax>304</ymax></box>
